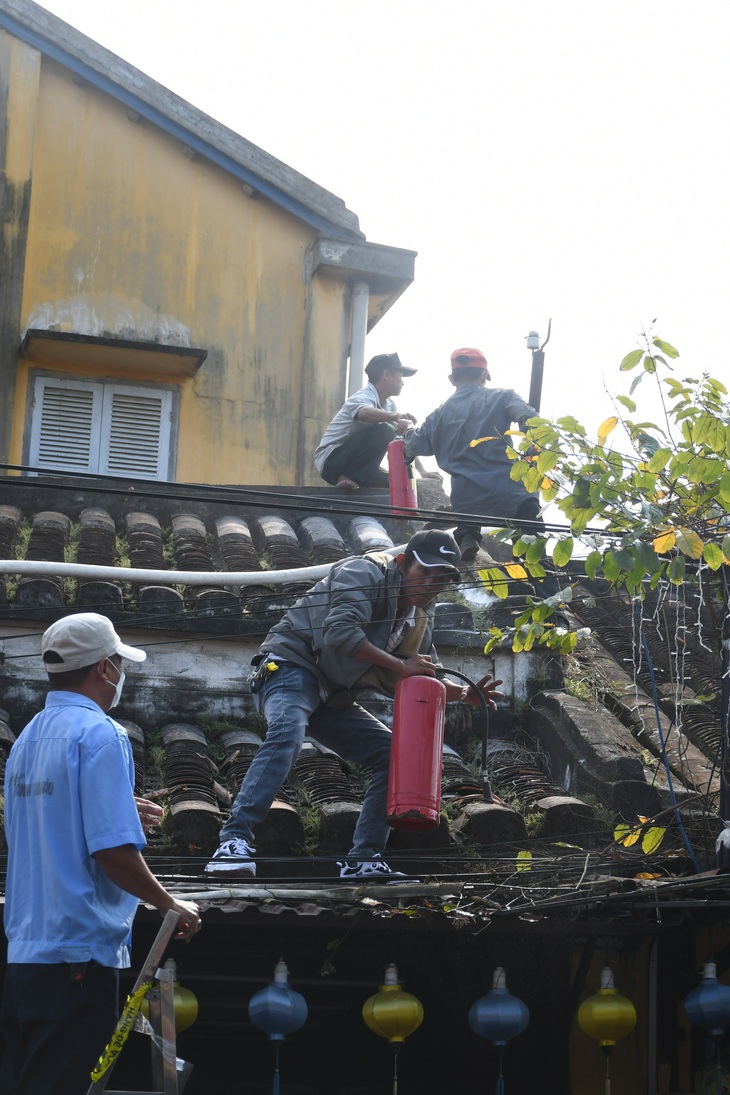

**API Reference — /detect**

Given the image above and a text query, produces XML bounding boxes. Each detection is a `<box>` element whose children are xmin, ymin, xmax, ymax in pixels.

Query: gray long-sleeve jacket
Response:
<box><xmin>404</xmin><ymin>384</ymin><xmax>538</xmax><ymax>518</ymax></box>
<box><xmin>259</xmin><ymin>553</ymin><xmax>435</xmax><ymax>699</ymax></box>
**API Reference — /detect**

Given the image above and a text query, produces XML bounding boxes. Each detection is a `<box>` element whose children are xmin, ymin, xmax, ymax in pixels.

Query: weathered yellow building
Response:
<box><xmin>0</xmin><ymin>0</ymin><xmax>414</xmax><ymax>485</ymax></box>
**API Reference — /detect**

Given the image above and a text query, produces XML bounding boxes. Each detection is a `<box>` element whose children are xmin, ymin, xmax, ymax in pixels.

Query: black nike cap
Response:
<box><xmin>406</xmin><ymin>530</ymin><xmax>461</xmax><ymax>578</ymax></box>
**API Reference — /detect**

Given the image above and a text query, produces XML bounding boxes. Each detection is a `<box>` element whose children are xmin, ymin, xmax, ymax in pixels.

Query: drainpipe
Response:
<box><xmin>0</xmin><ymin>549</ymin><xmax>407</xmax><ymax>587</ymax></box>
<box><xmin>348</xmin><ymin>280</ymin><xmax>369</xmax><ymax>396</ymax></box>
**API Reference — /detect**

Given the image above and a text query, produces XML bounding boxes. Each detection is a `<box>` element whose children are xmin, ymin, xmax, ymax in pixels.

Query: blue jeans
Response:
<box><xmin>219</xmin><ymin>664</ymin><xmax>393</xmax><ymax>859</ymax></box>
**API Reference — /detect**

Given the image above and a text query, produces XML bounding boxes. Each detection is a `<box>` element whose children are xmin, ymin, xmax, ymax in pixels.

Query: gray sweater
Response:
<box><xmin>259</xmin><ymin>553</ymin><xmax>435</xmax><ymax>699</ymax></box>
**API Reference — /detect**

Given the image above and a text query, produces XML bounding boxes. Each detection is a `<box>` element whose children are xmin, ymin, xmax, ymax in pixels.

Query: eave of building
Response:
<box><xmin>312</xmin><ymin>239</ymin><xmax>417</xmax><ymax>327</ymax></box>
<box><xmin>0</xmin><ymin>0</ymin><xmax>365</xmax><ymax>242</ymax></box>
<box><xmin>20</xmin><ymin>329</ymin><xmax>208</xmax><ymax>378</ymax></box>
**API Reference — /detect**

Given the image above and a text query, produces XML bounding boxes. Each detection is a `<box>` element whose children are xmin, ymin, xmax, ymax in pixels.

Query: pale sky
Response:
<box><xmin>39</xmin><ymin>0</ymin><xmax>730</xmax><ymax>434</ymax></box>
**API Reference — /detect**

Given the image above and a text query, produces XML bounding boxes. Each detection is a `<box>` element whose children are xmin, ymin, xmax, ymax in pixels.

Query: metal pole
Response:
<box><xmin>528</xmin><ymin>319</ymin><xmax>552</xmax><ymax>413</ymax></box>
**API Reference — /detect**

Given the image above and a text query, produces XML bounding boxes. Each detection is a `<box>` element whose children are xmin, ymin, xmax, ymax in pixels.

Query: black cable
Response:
<box><xmin>0</xmin><ymin>464</ymin><xmax>608</xmax><ymax>537</ymax></box>
<box><xmin>436</xmin><ymin>666</ymin><xmax>493</xmax><ymax>803</ymax></box>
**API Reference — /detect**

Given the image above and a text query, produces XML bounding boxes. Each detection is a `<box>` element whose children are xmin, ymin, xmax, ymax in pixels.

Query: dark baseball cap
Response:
<box><xmin>365</xmin><ymin>353</ymin><xmax>417</xmax><ymax>380</ymax></box>
<box><xmin>406</xmin><ymin>530</ymin><xmax>461</xmax><ymax>577</ymax></box>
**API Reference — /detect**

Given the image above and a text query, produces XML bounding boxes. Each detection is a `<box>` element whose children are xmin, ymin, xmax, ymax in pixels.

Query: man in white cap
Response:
<box><xmin>0</xmin><ymin>613</ymin><xmax>201</xmax><ymax>1095</ymax></box>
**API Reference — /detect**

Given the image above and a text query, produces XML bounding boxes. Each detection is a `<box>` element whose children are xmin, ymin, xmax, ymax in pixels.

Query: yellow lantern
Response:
<box><xmin>141</xmin><ymin>961</ymin><xmax>199</xmax><ymax>1033</ymax></box>
<box><xmin>363</xmin><ymin>964</ymin><xmax>423</xmax><ymax>1093</ymax></box>
<box><xmin>363</xmin><ymin>963</ymin><xmax>424</xmax><ymax>1043</ymax></box>
<box><xmin>578</xmin><ymin>967</ymin><xmax>637</xmax><ymax>1046</ymax></box>
<box><xmin>578</xmin><ymin>967</ymin><xmax>636</xmax><ymax>1095</ymax></box>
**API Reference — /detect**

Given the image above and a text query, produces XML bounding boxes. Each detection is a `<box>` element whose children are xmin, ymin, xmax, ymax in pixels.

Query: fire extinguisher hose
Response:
<box><xmin>435</xmin><ymin>666</ymin><xmax>494</xmax><ymax>804</ymax></box>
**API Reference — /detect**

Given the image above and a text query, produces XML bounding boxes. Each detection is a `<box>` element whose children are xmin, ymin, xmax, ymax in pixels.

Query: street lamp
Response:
<box><xmin>526</xmin><ymin>319</ymin><xmax>552</xmax><ymax>413</ymax></box>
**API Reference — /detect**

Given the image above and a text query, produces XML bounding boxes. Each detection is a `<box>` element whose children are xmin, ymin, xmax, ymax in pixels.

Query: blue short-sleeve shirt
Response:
<box><xmin>4</xmin><ymin>691</ymin><xmax>146</xmax><ymax>968</ymax></box>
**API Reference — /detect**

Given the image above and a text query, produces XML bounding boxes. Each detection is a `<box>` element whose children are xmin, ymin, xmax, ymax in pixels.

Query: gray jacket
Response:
<box><xmin>259</xmin><ymin>553</ymin><xmax>435</xmax><ymax>699</ymax></box>
<box><xmin>404</xmin><ymin>384</ymin><xmax>538</xmax><ymax>517</ymax></box>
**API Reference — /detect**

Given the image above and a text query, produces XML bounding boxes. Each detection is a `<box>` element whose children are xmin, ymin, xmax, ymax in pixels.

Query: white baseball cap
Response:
<box><xmin>42</xmin><ymin>613</ymin><xmax>146</xmax><ymax>673</ymax></box>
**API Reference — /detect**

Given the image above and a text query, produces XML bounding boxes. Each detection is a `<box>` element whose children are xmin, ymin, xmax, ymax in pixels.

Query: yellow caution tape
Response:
<box><xmin>90</xmin><ymin>980</ymin><xmax>154</xmax><ymax>1081</ymax></box>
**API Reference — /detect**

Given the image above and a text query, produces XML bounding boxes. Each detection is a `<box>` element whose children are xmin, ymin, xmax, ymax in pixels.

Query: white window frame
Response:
<box><xmin>27</xmin><ymin>373</ymin><xmax>176</xmax><ymax>480</ymax></box>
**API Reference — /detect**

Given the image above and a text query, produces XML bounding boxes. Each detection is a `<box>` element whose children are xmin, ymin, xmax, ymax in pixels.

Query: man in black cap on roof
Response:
<box><xmin>205</xmin><ymin>530</ymin><xmax>502</xmax><ymax>881</ymax></box>
<box><xmin>314</xmin><ymin>352</ymin><xmax>423</xmax><ymax>490</ymax></box>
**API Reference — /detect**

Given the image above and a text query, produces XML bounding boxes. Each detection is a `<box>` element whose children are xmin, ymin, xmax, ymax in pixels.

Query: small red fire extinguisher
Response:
<box><xmin>387</xmin><ymin>675</ymin><xmax>447</xmax><ymax>830</ymax></box>
<box><xmin>387</xmin><ymin>437</ymin><xmax>417</xmax><ymax>513</ymax></box>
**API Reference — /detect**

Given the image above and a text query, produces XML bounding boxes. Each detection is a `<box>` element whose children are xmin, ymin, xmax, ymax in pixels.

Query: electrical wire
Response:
<box><xmin>635</xmin><ymin>603</ymin><xmax>702</xmax><ymax>873</ymax></box>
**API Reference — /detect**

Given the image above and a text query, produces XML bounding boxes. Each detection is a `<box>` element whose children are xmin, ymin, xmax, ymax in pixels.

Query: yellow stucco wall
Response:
<box><xmin>8</xmin><ymin>54</ymin><xmax>350</xmax><ymax>485</ymax></box>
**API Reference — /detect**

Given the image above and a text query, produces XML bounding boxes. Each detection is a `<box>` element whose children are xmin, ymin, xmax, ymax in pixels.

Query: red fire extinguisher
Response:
<box><xmin>387</xmin><ymin>437</ymin><xmax>418</xmax><ymax>513</ymax></box>
<box><xmin>387</xmin><ymin>675</ymin><xmax>447</xmax><ymax>830</ymax></box>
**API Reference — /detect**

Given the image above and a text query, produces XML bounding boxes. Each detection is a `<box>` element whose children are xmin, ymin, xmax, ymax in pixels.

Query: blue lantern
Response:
<box><xmin>685</xmin><ymin>962</ymin><xmax>730</xmax><ymax>1037</ymax></box>
<box><xmin>469</xmin><ymin>967</ymin><xmax>529</xmax><ymax>1094</ymax></box>
<box><xmin>248</xmin><ymin>959</ymin><xmax>308</xmax><ymax>1094</ymax></box>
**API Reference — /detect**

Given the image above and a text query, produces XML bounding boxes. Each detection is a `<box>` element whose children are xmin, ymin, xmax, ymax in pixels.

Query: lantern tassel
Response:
<box><xmin>496</xmin><ymin>1047</ymin><xmax>505</xmax><ymax>1095</ymax></box>
<box><xmin>604</xmin><ymin>1051</ymin><xmax>611</xmax><ymax>1095</ymax></box>
<box><xmin>392</xmin><ymin>1043</ymin><xmax>400</xmax><ymax>1095</ymax></box>
<box><xmin>718</xmin><ymin>1041</ymin><xmax>723</xmax><ymax>1095</ymax></box>
<box><xmin>273</xmin><ymin>1046</ymin><xmax>280</xmax><ymax>1095</ymax></box>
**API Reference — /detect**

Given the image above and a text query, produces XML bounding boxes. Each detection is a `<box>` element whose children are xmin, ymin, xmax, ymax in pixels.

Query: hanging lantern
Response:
<box><xmin>141</xmin><ymin>959</ymin><xmax>198</xmax><ymax>1032</ymax></box>
<box><xmin>469</xmin><ymin>967</ymin><xmax>529</xmax><ymax>1094</ymax></box>
<box><xmin>577</xmin><ymin>967</ymin><xmax>636</xmax><ymax>1095</ymax></box>
<box><xmin>248</xmin><ymin>960</ymin><xmax>308</xmax><ymax>1095</ymax></box>
<box><xmin>684</xmin><ymin>962</ymin><xmax>730</xmax><ymax>1037</ymax></box>
<box><xmin>363</xmin><ymin>964</ymin><xmax>423</xmax><ymax>1094</ymax></box>
<box><xmin>684</xmin><ymin>962</ymin><xmax>730</xmax><ymax>1095</ymax></box>
<box><xmin>469</xmin><ymin>967</ymin><xmax>530</xmax><ymax>1045</ymax></box>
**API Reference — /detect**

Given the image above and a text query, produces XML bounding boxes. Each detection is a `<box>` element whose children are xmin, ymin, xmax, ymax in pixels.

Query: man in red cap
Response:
<box><xmin>403</xmin><ymin>347</ymin><xmax>542</xmax><ymax>559</ymax></box>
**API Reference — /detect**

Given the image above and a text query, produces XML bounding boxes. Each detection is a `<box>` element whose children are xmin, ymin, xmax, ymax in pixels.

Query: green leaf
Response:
<box><xmin>585</xmin><ymin>550</ymin><xmax>603</xmax><ymax>580</ymax></box>
<box><xmin>525</xmin><ymin>539</ymin><xmax>546</xmax><ymax>564</ymax></box>
<box><xmin>652</xmin><ymin>338</ymin><xmax>679</xmax><ymax>359</ymax></box>
<box><xmin>643</xmin><ymin>354</ymin><xmax>656</xmax><ymax>374</ymax></box>
<box><xmin>523</xmin><ymin>467</ymin><xmax>543</xmax><ymax>493</ymax></box>
<box><xmin>723</xmin><ymin>535</ymin><xmax>730</xmax><ymax>564</ymax></box>
<box><xmin>641</xmin><ymin>827</ymin><xmax>666</xmax><ymax>854</ymax></box>
<box><xmin>552</xmin><ymin>538</ymin><xmax>574</xmax><ymax>567</ymax></box>
<box><xmin>603</xmin><ymin>551</ymin><xmax>621</xmax><ymax>583</ymax></box>
<box><xmin>647</xmin><ymin>448</ymin><xmax>672</xmax><ymax>473</ymax></box>
<box><xmin>675</xmin><ymin>528</ymin><xmax>704</xmax><ymax>559</ymax></box>
<box><xmin>616</xmin><ymin>395</ymin><xmax>637</xmax><ymax>413</ymax></box>
<box><xmin>668</xmin><ymin>556</ymin><xmax>686</xmax><ymax>584</ymax></box>
<box><xmin>477</xmin><ymin>567</ymin><xmax>509</xmax><ymax>599</ymax></box>
<box><xmin>516</xmin><ymin>850</ymin><xmax>532</xmax><ymax>872</ymax></box>
<box><xmin>537</xmin><ymin>449</ymin><xmax>559</xmax><ymax>474</ymax></box>
<box><xmin>620</xmin><ymin>349</ymin><xmax>644</xmax><ymax>371</ymax></box>
<box><xmin>703</xmin><ymin>542</ymin><xmax>723</xmax><ymax>570</ymax></box>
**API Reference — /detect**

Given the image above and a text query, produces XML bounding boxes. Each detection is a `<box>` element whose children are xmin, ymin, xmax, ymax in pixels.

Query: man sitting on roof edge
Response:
<box><xmin>205</xmin><ymin>529</ymin><xmax>502</xmax><ymax>882</ymax></box>
<box><xmin>313</xmin><ymin>352</ymin><xmax>441</xmax><ymax>490</ymax></box>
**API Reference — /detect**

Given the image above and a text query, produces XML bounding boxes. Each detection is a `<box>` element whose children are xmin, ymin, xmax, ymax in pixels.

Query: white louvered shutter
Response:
<box><xmin>29</xmin><ymin>376</ymin><xmax>173</xmax><ymax>480</ymax></box>
<box><xmin>29</xmin><ymin>377</ymin><xmax>103</xmax><ymax>472</ymax></box>
<box><xmin>101</xmin><ymin>385</ymin><xmax>172</xmax><ymax>479</ymax></box>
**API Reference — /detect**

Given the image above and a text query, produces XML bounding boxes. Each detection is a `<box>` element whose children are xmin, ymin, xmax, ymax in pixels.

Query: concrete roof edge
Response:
<box><xmin>0</xmin><ymin>0</ymin><xmax>366</xmax><ymax>240</ymax></box>
<box><xmin>312</xmin><ymin>237</ymin><xmax>417</xmax><ymax>290</ymax></box>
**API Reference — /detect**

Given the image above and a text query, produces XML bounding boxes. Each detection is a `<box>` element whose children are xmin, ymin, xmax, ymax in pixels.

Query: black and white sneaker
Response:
<box><xmin>204</xmin><ymin>837</ymin><xmax>256</xmax><ymax>876</ymax></box>
<box><xmin>338</xmin><ymin>854</ymin><xmax>412</xmax><ymax>882</ymax></box>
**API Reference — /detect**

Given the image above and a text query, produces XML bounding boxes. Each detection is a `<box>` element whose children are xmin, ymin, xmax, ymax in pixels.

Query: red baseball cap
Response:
<box><xmin>450</xmin><ymin>347</ymin><xmax>489</xmax><ymax>373</ymax></box>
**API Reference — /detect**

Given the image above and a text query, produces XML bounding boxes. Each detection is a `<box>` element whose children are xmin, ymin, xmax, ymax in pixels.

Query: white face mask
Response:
<box><xmin>105</xmin><ymin>660</ymin><xmax>125</xmax><ymax>709</ymax></box>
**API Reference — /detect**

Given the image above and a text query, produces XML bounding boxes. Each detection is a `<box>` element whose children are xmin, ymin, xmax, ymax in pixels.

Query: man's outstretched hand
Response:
<box><xmin>444</xmin><ymin>673</ymin><xmax>504</xmax><ymax>708</ymax></box>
